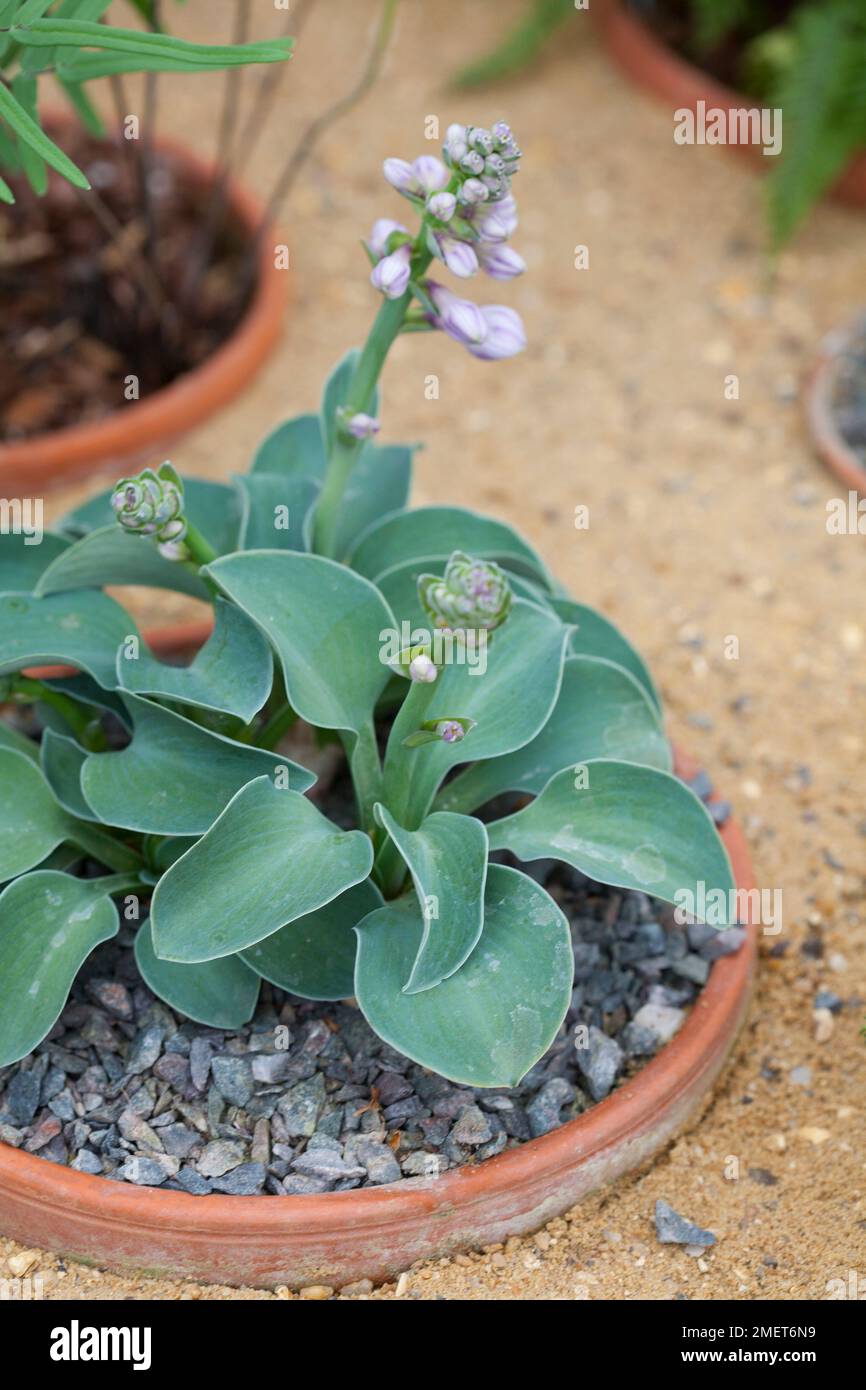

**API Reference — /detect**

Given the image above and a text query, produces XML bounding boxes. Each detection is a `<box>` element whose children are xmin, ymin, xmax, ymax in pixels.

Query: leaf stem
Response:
<box><xmin>66</xmin><ymin>821</ymin><xmax>143</xmax><ymax>876</ymax></box>
<box><xmin>11</xmin><ymin>676</ymin><xmax>105</xmax><ymax>749</ymax></box>
<box><xmin>256</xmin><ymin>701</ymin><xmax>298</xmax><ymax>750</ymax></box>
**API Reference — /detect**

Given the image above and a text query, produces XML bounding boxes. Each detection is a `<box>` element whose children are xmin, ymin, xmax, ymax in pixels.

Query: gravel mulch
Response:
<box><xmin>0</xmin><ymin>780</ymin><xmax>744</xmax><ymax>1197</ymax></box>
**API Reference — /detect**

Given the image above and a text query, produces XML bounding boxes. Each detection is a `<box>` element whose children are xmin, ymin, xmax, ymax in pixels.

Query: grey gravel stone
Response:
<box><xmin>71</xmin><ymin>1149</ymin><xmax>104</xmax><ymax>1174</ymax></box>
<box><xmin>118</xmin><ymin>1155</ymin><xmax>179</xmax><ymax>1186</ymax></box>
<box><xmin>210</xmin><ymin>1162</ymin><xmax>266</xmax><ymax>1194</ymax></box>
<box><xmin>575</xmin><ymin>1026</ymin><xmax>623</xmax><ymax>1102</ymax></box>
<box><xmin>526</xmin><ymin>1078</ymin><xmax>576</xmax><ymax>1137</ymax></box>
<box><xmin>814</xmin><ymin>990</ymin><xmax>843</xmax><ymax>1014</ymax></box>
<box><xmin>278</xmin><ymin>1074</ymin><xmax>325</xmax><ymax>1138</ymax></box>
<box><xmin>126</xmin><ymin>1025</ymin><xmax>164</xmax><ymax>1076</ymax></box>
<box><xmin>174</xmin><ymin>1166</ymin><xmax>213</xmax><ymax>1195</ymax></box>
<box><xmin>189</xmin><ymin>1036</ymin><xmax>213</xmax><ymax>1092</ymax></box>
<box><xmin>655</xmin><ymin>1199</ymin><xmax>715</xmax><ymax>1247</ymax></box>
<box><xmin>631</xmin><ymin>1002</ymin><xmax>685</xmax><ymax>1045</ymax></box>
<box><xmin>352</xmin><ymin>1137</ymin><xmax>401</xmax><ymax>1185</ymax></box>
<box><xmin>197</xmin><ymin>1139</ymin><xmax>247</xmax><ymax>1177</ymax></box>
<box><xmin>451</xmin><ymin>1105</ymin><xmax>493</xmax><ymax>1147</ymax></box>
<box><xmin>211</xmin><ymin>1055</ymin><xmax>253</xmax><ymax>1107</ymax></box>
<box><xmin>6</xmin><ymin>1070</ymin><xmax>41</xmax><ymax>1126</ymax></box>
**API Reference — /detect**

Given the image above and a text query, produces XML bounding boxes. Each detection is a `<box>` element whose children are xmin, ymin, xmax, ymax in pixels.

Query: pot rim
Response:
<box><xmin>805</xmin><ymin>313</ymin><xmax>866</xmax><ymax>497</ymax></box>
<box><xmin>0</xmin><ymin>626</ymin><xmax>758</xmax><ymax>1246</ymax></box>
<box><xmin>0</xmin><ymin>120</ymin><xmax>288</xmax><ymax>487</ymax></box>
<box><xmin>593</xmin><ymin>0</ymin><xmax>866</xmax><ymax>204</ymax></box>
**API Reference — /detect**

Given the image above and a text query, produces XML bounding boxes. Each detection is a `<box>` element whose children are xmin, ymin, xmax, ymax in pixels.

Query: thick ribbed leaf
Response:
<box><xmin>0</xmin><ymin>532</ymin><xmax>70</xmax><ymax>593</ymax></box>
<box><xmin>41</xmin><ymin>728</ymin><xmax>96</xmax><ymax>821</ymax></box>
<box><xmin>552</xmin><ymin>598</ymin><xmax>661</xmax><ymax>712</ymax></box>
<box><xmin>348</xmin><ymin>506</ymin><xmax>552</xmax><ymax>587</ymax></box>
<box><xmin>207</xmin><ymin>551</ymin><xmax>395</xmax><ymax>738</ymax></box>
<box><xmin>250</xmin><ymin>413</ymin><xmax>325</xmax><ymax>478</ymax></box>
<box><xmin>487</xmin><ymin>761</ymin><xmax>735</xmax><ymax>918</ymax></box>
<box><xmin>151</xmin><ymin>776</ymin><xmax>374</xmax><ymax>963</ymax></box>
<box><xmin>0</xmin><ymin>590</ymin><xmax>138</xmax><ymax>689</ymax></box>
<box><xmin>354</xmin><ymin>865</ymin><xmax>573</xmax><ymax>1088</ymax></box>
<box><xmin>0</xmin><ymin>719</ymin><xmax>39</xmax><ymax>762</ymax></box>
<box><xmin>235</xmin><ymin>472</ymin><xmax>319</xmax><ymax>552</ymax></box>
<box><xmin>0</xmin><ymin>747</ymin><xmax>69</xmax><ymax>877</ymax></box>
<box><xmin>333</xmin><ymin>444</ymin><xmax>415</xmax><ymax>562</ymax></box>
<box><xmin>59</xmin><ymin>477</ymin><xmax>242</xmax><ymax>555</ymax></box>
<box><xmin>436</xmin><ymin>655</ymin><xmax>671</xmax><ymax>814</ymax></box>
<box><xmin>374</xmin><ymin>805</ymin><xmax>488</xmax><ymax>993</ymax></box>
<box><xmin>35</xmin><ymin>527</ymin><xmax>209</xmax><ymax>600</ymax></box>
<box><xmin>0</xmin><ymin>872</ymin><xmax>119</xmax><ymax>1066</ymax></box>
<box><xmin>383</xmin><ymin>599</ymin><xmax>569</xmax><ymax>828</ymax></box>
<box><xmin>116</xmin><ymin>598</ymin><xmax>273</xmax><ymax>722</ymax></box>
<box><xmin>241</xmin><ymin>879</ymin><xmax>383</xmax><ymax>1000</ymax></box>
<box><xmin>81</xmin><ymin>694</ymin><xmax>314</xmax><ymax>835</ymax></box>
<box><xmin>135</xmin><ymin>920</ymin><xmax>260</xmax><ymax>1029</ymax></box>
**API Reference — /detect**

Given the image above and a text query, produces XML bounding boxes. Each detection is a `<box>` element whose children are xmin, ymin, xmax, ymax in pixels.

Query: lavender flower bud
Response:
<box><xmin>467</xmin><ymin>305</ymin><xmax>526</xmax><ymax>360</ymax></box>
<box><xmin>408</xmin><ymin>653</ymin><xmax>437</xmax><ymax>683</ymax></box>
<box><xmin>436</xmin><ymin>720</ymin><xmax>465</xmax><ymax>744</ymax></box>
<box><xmin>443</xmin><ymin>123</ymin><xmax>468</xmax><ymax>166</ymax></box>
<box><xmin>418</xmin><ymin>551</ymin><xmax>513</xmax><ymax>634</ymax></box>
<box><xmin>367</xmin><ymin>217</ymin><xmax>408</xmax><ymax>259</ymax></box>
<box><xmin>428</xmin><ymin>229</ymin><xmax>478</xmax><ymax>278</ymax></box>
<box><xmin>383</xmin><ymin>157</ymin><xmax>421</xmax><ymax>196</ymax></box>
<box><xmin>426</xmin><ymin>190</ymin><xmax>456</xmax><ymax>222</ymax></box>
<box><xmin>370</xmin><ymin>243</ymin><xmax>412</xmax><ymax>299</ymax></box>
<box><xmin>477</xmin><ymin>241</ymin><xmax>526</xmax><ymax>280</ymax></box>
<box><xmin>460</xmin><ymin>150</ymin><xmax>485</xmax><ymax>176</ymax></box>
<box><xmin>157</xmin><ymin>539</ymin><xmax>190</xmax><ymax>562</ymax></box>
<box><xmin>469</xmin><ymin>126</ymin><xmax>494</xmax><ymax>156</ymax></box>
<box><xmin>412</xmin><ymin>155</ymin><xmax>449</xmax><ymax>193</ymax></box>
<box><xmin>458</xmin><ymin>177</ymin><xmax>489</xmax><ymax>206</ymax></box>
<box><xmin>472</xmin><ymin>195</ymin><xmax>518</xmax><ymax>242</ymax></box>
<box><xmin>425</xmin><ymin>282</ymin><xmax>487</xmax><ymax>347</ymax></box>
<box><xmin>340</xmin><ymin>411</ymin><xmax>380</xmax><ymax>440</ymax></box>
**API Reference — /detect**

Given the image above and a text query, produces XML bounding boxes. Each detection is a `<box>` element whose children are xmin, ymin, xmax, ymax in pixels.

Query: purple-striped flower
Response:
<box><xmin>412</xmin><ymin>155</ymin><xmax>449</xmax><ymax>194</ymax></box>
<box><xmin>477</xmin><ymin>241</ymin><xmax>526</xmax><ymax>280</ymax></box>
<box><xmin>342</xmin><ymin>412</ymin><xmax>380</xmax><ymax>440</ymax></box>
<box><xmin>426</xmin><ymin>190</ymin><xmax>456</xmax><ymax>222</ymax></box>
<box><xmin>367</xmin><ymin>217</ymin><xmax>408</xmax><ymax>259</ymax></box>
<box><xmin>425</xmin><ymin>282</ymin><xmax>487</xmax><ymax>347</ymax></box>
<box><xmin>467</xmin><ymin>305</ymin><xmax>526</xmax><ymax>360</ymax></box>
<box><xmin>471</xmin><ymin>195</ymin><xmax>518</xmax><ymax>243</ymax></box>
<box><xmin>370</xmin><ymin>243</ymin><xmax>412</xmax><ymax>299</ymax></box>
<box><xmin>383</xmin><ymin>158</ymin><xmax>420</xmax><ymax>196</ymax></box>
<box><xmin>428</xmin><ymin>229</ymin><xmax>478</xmax><ymax>278</ymax></box>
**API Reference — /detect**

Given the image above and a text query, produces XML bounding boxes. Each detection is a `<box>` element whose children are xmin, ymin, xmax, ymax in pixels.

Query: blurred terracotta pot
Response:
<box><xmin>594</xmin><ymin>0</ymin><xmax>866</xmax><ymax>204</ymax></box>
<box><xmin>0</xmin><ymin>130</ymin><xmax>288</xmax><ymax>495</ymax></box>
<box><xmin>0</xmin><ymin>687</ymin><xmax>758</xmax><ymax>1288</ymax></box>
<box><xmin>806</xmin><ymin>317</ymin><xmax>866</xmax><ymax>497</ymax></box>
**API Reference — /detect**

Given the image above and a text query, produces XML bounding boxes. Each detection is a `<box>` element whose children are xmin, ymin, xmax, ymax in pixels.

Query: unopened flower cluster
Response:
<box><xmin>369</xmin><ymin>121</ymin><xmax>526</xmax><ymax>362</ymax></box>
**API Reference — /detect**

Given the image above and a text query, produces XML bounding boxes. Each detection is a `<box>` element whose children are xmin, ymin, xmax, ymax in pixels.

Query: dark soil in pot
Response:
<box><xmin>1</xmin><ymin>127</ymin><xmax>255</xmax><ymax>443</ymax></box>
<box><xmin>0</xmin><ymin>767</ymin><xmax>745</xmax><ymax>1199</ymax></box>
<box><xmin>633</xmin><ymin>0</ymin><xmax>799</xmax><ymax>92</ymax></box>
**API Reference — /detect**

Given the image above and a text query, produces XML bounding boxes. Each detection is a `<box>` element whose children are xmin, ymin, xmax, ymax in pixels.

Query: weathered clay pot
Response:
<box><xmin>594</xmin><ymin>0</ymin><xmax>866</xmax><ymax>204</ymax></box>
<box><xmin>806</xmin><ymin>317</ymin><xmax>866</xmax><ymax>497</ymax></box>
<box><xmin>0</xmin><ymin>129</ymin><xmax>288</xmax><ymax>495</ymax></box>
<box><xmin>0</xmin><ymin>663</ymin><xmax>757</xmax><ymax>1288</ymax></box>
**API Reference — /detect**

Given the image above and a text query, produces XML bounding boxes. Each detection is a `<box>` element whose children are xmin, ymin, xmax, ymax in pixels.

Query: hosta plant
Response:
<box><xmin>0</xmin><ymin>119</ymin><xmax>736</xmax><ymax>1091</ymax></box>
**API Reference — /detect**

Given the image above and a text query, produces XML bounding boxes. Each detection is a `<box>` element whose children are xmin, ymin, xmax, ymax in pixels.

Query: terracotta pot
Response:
<box><xmin>593</xmin><ymin>0</ymin><xmax>866</xmax><ymax>205</ymax></box>
<box><xmin>0</xmin><ymin>657</ymin><xmax>758</xmax><ymax>1288</ymax></box>
<box><xmin>0</xmin><ymin>131</ymin><xmax>288</xmax><ymax>495</ymax></box>
<box><xmin>806</xmin><ymin>316</ymin><xmax>866</xmax><ymax>497</ymax></box>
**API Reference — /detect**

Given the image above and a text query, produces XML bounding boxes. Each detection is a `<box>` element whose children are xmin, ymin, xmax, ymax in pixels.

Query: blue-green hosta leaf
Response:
<box><xmin>41</xmin><ymin>728</ymin><xmax>96</xmax><ymax>821</ymax></box>
<box><xmin>348</xmin><ymin>506</ymin><xmax>553</xmax><ymax>588</ymax></box>
<box><xmin>487</xmin><ymin>761</ymin><xmax>735</xmax><ymax>919</ymax></box>
<box><xmin>332</xmin><ymin>444</ymin><xmax>415</xmax><ymax>563</ymax></box>
<box><xmin>383</xmin><ymin>600</ymin><xmax>569</xmax><ymax>828</ymax></box>
<box><xmin>320</xmin><ymin>349</ymin><xmax>380</xmax><ymax>459</ymax></box>
<box><xmin>374</xmin><ymin>805</ymin><xmax>488</xmax><ymax>994</ymax></box>
<box><xmin>207</xmin><ymin>551</ymin><xmax>396</xmax><ymax>739</ymax></box>
<box><xmin>241</xmin><ymin>879</ymin><xmax>383</xmax><ymax>1000</ymax></box>
<box><xmin>151</xmin><ymin>776</ymin><xmax>374</xmax><ymax>963</ymax></box>
<box><xmin>116</xmin><ymin>598</ymin><xmax>273</xmax><ymax>722</ymax></box>
<box><xmin>35</xmin><ymin>526</ymin><xmax>209</xmax><ymax>600</ymax></box>
<box><xmin>436</xmin><ymin>655</ymin><xmax>671</xmax><ymax>814</ymax></box>
<box><xmin>377</xmin><ymin>555</ymin><xmax>552</xmax><ymax>634</ymax></box>
<box><xmin>235</xmin><ymin>472</ymin><xmax>320</xmax><ymax>552</ymax></box>
<box><xmin>81</xmin><ymin>693</ymin><xmax>314</xmax><ymax>836</ymax></box>
<box><xmin>552</xmin><ymin>598</ymin><xmax>661</xmax><ymax>713</ymax></box>
<box><xmin>41</xmin><ymin>673</ymin><xmax>131</xmax><ymax>729</ymax></box>
<box><xmin>134</xmin><ymin>919</ymin><xmax>260</xmax><ymax>1029</ymax></box>
<box><xmin>0</xmin><ymin>590</ymin><xmax>138</xmax><ymax>689</ymax></box>
<box><xmin>0</xmin><ymin>531</ymin><xmax>70</xmax><ymax>593</ymax></box>
<box><xmin>0</xmin><ymin>719</ymin><xmax>39</xmax><ymax>762</ymax></box>
<box><xmin>0</xmin><ymin>872</ymin><xmax>119</xmax><ymax>1066</ymax></box>
<box><xmin>59</xmin><ymin>476</ymin><xmax>242</xmax><ymax>555</ymax></box>
<box><xmin>354</xmin><ymin>864</ymin><xmax>573</xmax><ymax>1088</ymax></box>
<box><xmin>0</xmin><ymin>747</ymin><xmax>69</xmax><ymax>877</ymax></box>
<box><xmin>250</xmin><ymin>413</ymin><xmax>326</xmax><ymax>479</ymax></box>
